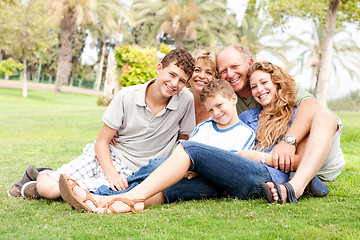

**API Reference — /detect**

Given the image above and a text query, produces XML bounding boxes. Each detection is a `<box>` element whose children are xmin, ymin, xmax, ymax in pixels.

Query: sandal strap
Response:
<box><xmin>81</xmin><ymin>191</ymin><xmax>99</xmax><ymax>208</ymax></box>
<box><xmin>283</xmin><ymin>182</ymin><xmax>299</xmax><ymax>203</ymax></box>
<box><xmin>65</xmin><ymin>176</ymin><xmax>80</xmax><ymax>191</ymax></box>
<box><xmin>65</xmin><ymin>175</ymin><xmax>99</xmax><ymax>207</ymax></box>
<box><xmin>102</xmin><ymin>197</ymin><xmax>145</xmax><ymax>214</ymax></box>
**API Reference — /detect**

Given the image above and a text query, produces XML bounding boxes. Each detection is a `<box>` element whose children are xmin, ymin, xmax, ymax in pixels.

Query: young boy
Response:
<box><xmin>94</xmin><ymin>78</ymin><xmax>255</xmax><ymax>196</ymax></box>
<box><xmin>8</xmin><ymin>49</ymin><xmax>196</xmax><ymax>199</ymax></box>
<box><xmin>190</xmin><ymin>78</ymin><xmax>255</xmax><ymax>151</ymax></box>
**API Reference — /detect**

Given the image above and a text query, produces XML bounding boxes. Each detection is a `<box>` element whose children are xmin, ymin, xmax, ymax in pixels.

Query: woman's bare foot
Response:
<box><xmin>95</xmin><ymin>194</ymin><xmax>145</xmax><ymax>214</ymax></box>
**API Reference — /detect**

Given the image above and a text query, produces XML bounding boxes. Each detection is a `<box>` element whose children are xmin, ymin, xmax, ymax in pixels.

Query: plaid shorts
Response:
<box><xmin>47</xmin><ymin>143</ymin><xmax>133</xmax><ymax>192</ymax></box>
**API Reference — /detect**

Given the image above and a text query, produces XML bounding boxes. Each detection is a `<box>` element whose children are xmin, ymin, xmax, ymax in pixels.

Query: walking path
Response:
<box><xmin>0</xmin><ymin>80</ymin><xmax>102</xmax><ymax>95</ymax></box>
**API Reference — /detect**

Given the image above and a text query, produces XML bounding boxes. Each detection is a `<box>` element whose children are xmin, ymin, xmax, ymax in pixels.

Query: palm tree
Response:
<box><xmin>237</xmin><ymin>15</ymin><xmax>290</xmax><ymax>63</ymax></box>
<box><xmin>89</xmin><ymin>0</ymin><xmax>130</xmax><ymax>91</ymax></box>
<box><xmin>236</xmin><ymin>0</ymin><xmax>290</xmax><ymax>63</ymax></box>
<box><xmin>47</xmin><ymin>0</ymin><xmax>92</xmax><ymax>92</ymax></box>
<box><xmin>285</xmin><ymin>19</ymin><xmax>360</xmax><ymax>97</ymax></box>
<box><xmin>131</xmin><ymin>0</ymin><xmax>237</xmax><ymax>49</ymax></box>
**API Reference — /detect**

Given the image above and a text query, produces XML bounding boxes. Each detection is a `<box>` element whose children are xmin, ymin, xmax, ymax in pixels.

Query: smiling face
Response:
<box><xmin>249</xmin><ymin>70</ymin><xmax>278</xmax><ymax>108</ymax></box>
<box><xmin>217</xmin><ymin>47</ymin><xmax>253</xmax><ymax>95</ymax></box>
<box><xmin>203</xmin><ymin>93</ymin><xmax>238</xmax><ymax>129</ymax></box>
<box><xmin>154</xmin><ymin>62</ymin><xmax>189</xmax><ymax>98</ymax></box>
<box><xmin>189</xmin><ymin>58</ymin><xmax>214</xmax><ymax>94</ymax></box>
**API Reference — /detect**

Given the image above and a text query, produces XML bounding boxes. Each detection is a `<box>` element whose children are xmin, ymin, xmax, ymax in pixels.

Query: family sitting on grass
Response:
<box><xmin>8</xmin><ymin>45</ymin><xmax>345</xmax><ymax>214</ymax></box>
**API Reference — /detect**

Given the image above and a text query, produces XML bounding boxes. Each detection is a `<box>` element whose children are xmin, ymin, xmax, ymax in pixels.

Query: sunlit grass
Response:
<box><xmin>0</xmin><ymin>88</ymin><xmax>359</xmax><ymax>239</ymax></box>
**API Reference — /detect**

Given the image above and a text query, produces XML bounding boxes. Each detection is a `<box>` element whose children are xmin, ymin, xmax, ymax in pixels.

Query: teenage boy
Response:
<box><xmin>8</xmin><ymin>49</ymin><xmax>196</xmax><ymax>200</ymax></box>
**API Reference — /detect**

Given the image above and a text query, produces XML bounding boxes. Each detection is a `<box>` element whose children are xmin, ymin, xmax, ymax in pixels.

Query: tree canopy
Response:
<box><xmin>265</xmin><ymin>0</ymin><xmax>360</xmax><ymax>28</ymax></box>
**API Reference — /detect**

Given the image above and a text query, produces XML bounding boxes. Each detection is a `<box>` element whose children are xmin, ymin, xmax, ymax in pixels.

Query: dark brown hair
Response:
<box><xmin>161</xmin><ymin>49</ymin><xmax>195</xmax><ymax>79</ymax></box>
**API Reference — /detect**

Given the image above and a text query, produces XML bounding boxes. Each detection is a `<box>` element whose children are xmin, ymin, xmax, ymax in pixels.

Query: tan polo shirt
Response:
<box><xmin>102</xmin><ymin>80</ymin><xmax>195</xmax><ymax>172</ymax></box>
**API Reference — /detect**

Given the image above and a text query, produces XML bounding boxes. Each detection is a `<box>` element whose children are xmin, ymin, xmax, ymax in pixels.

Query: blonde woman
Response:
<box><xmin>188</xmin><ymin>49</ymin><xmax>218</xmax><ymax>124</ymax></box>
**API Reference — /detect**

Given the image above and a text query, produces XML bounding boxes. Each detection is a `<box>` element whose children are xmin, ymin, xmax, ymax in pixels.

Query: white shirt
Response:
<box><xmin>189</xmin><ymin>119</ymin><xmax>255</xmax><ymax>152</ymax></box>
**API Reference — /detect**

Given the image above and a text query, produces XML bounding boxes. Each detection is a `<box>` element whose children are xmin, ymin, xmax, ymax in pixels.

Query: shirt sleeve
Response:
<box><xmin>189</xmin><ymin>121</ymin><xmax>209</xmax><ymax>144</ymax></box>
<box><xmin>178</xmin><ymin>92</ymin><xmax>196</xmax><ymax>136</ymax></box>
<box><xmin>295</xmin><ymin>84</ymin><xmax>314</xmax><ymax>106</ymax></box>
<box><xmin>101</xmin><ymin>89</ymin><xmax>126</xmax><ymax>130</ymax></box>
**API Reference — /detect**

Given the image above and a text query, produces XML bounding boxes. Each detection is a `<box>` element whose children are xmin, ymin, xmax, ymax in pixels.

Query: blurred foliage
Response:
<box><xmin>264</xmin><ymin>0</ymin><xmax>360</xmax><ymax>28</ymax></box>
<box><xmin>328</xmin><ymin>89</ymin><xmax>360</xmax><ymax>111</ymax></box>
<box><xmin>0</xmin><ymin>0</ymin><xmax>58</xmax><ymax>66</ymax></box>
<box><xmin>129</xmin><ymin>0</ymin><xmax>237</xmax><ymax>50</ymax></box>
<box><xmin>115</xmin><ymin>45</ymin><xmax>158</xmax><ymax>87</ymax></box>
<box><xmin>0</xmin><ymin>58</ymin><xmax>23</xmax><ymax>76</ymax></box>
<box><xmin>160</xmin><ymin>43</ymin><xmax>171</xmax><ymax>54</ymax></box>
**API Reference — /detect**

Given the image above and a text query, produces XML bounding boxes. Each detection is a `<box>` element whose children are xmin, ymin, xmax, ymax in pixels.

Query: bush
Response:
<box><xmin>115</xmin><ymin>45</ymin><xmax>158</xmax><ymax>87</ymax></box>
<box><xmin>160</xmin><ymin>43</ymin><xmax>171</xmax><ymax>54</ymax></box>
<box><xmin>0</xmin><ymin>58</ymin><xmax>23</xmax><ymax>77</ymax></box>
<box><xmin>97</xmin><ymin>95</ymin><xmax>114</xmax><ymax>106</ymax></box>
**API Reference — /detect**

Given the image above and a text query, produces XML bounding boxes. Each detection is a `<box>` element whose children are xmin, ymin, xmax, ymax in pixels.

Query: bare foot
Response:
<box><xmin>64</xmin><ymin>174</ymin><xmax>99</xmax><ymax>212</ymax></box>
<box><xmin>95</xmin><ymin>196</ymin><xmax>145</xmax><ymax>214</ymax></box>
<box><xmin>265</xmin><ymin>182</ymin><xmax>288</xmax><ymax>203</ymax></box>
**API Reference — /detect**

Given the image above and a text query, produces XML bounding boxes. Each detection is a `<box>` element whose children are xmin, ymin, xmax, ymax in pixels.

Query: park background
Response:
<box><xmin>0</xmin><ymin>0</ymin><xmax>359</xmax><ymax>239</ymax></box>
<box><xmin>1</xmin><ymin>0</ymin><xmax>360</xmax><ymax>108</ymax></box>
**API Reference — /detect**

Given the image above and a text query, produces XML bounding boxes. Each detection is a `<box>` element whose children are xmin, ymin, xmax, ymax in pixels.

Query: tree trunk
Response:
<box><xmin>103</xmin><ymin>51</ymin><xmax>119</xmax><ymax>98</ymax></box>
<box><xmin>22</xmin><ymin>57</ymin><xmax>27</xmax><ymax>98</ymax></box>
<box><xmin>70</xmin><ymin>57</ymin><xmax>78</xmax><ymax>86</ymax></box>
<box><xmin>95</xmin><ymin>39</ymin><xmax>107</xmax><ymax>91</ymax></box>
<box><xmin>174</xmin><ymin>24</ymin><xmax>186</xmax><ymax>49</ymax></box>
<box><xmin>314</xmin><ymin>0</ymin><xmax>340</xmax><ymax>106</ymax></box>
<box><xmin>54</xmin><ymin>12</ymin><xmax>76</xmax><ymax>92</ymax></box>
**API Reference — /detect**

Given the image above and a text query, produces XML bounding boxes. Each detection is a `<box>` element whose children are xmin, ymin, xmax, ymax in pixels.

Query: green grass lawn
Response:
<box><xmin>0</xmin><ymin>88</ymin><xmax>359</xmax><ymax>239</ymax></box>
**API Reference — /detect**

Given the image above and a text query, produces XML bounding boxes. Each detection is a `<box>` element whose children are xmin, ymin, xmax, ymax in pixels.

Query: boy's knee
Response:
<box><xmin>36</xmin><ymin>171</ymin><xmax>60</xmax><ymax>199</ymax></box>
<box><xmin>312</xmin><ymin>108</ymin><xmax>337</xmax><ymax>132</ymax></box>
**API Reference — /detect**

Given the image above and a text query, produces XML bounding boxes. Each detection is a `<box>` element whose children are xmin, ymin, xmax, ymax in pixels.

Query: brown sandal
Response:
<box><xmin>59</xmin><ymin>174</ymin><xmax>99</xmax><ymax>212</ymax></box>
<box><xmin>100</xmin><ymin>197</ymin><xmax>145</xmax><ymax>214</ymax></box>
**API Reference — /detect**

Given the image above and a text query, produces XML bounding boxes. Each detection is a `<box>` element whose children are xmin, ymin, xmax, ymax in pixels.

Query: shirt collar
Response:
<box><xmin>135</xmin><ymin>78</ymin><xmax>179</xmax><ymax>111</ymax></box>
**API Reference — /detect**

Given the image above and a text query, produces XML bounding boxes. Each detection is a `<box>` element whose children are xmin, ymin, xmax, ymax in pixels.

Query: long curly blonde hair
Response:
<box><xmin>247</xmin><ymin>61</ymin><xmax>296</xmax><ymax>151</ymax></box>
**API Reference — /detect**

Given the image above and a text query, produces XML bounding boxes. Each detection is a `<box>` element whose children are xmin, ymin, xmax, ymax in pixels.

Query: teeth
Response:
<box><xmin>259</xmin><ymin>93</ymin><xmax>268</xmax><ymax>99</ymax></box>
<box><xmin>195</xmin><ymin>80</ymin><xmax>207</xmax><ymax>85</ymax></box>
<box><xmin>166</xmin><ymin>83</ymin><xmax>175</xmax><ymax>91</ymax></box>
<box><xmin>230</xmin><ymin>78</ymin><xmax>239</xmax><ymax>84</ymax></box>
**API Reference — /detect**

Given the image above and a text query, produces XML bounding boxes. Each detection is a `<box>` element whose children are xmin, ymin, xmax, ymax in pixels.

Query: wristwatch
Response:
<box><xmin>284</xmin><ymin>136</ymin><xmax>297</xmax><ymax>147</ymax></box>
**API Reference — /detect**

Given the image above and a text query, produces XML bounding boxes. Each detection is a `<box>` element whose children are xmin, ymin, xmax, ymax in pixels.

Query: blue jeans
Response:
<box><xmin>95</xmin><ymin>157</ymin><xmax>225</xmax><ymax>202</ymax></box>
<box><xmin>95</xmin><ymin>158</ymin><xmax>167</xmax><ymax>195</ymax></box>
<box><xmin>96</xmin><ymin>141</ymin><xmax>273</xmax><ymax>202</ymax></box>
<box><xmin>180</xmin><ymin>141</ymin><xmax>272</xmax><ymax>200</ymax></box>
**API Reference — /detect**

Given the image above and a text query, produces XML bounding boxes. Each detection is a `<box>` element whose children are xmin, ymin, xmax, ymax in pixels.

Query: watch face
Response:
<box><xmin>286</xmin><ymin>136</ymin><xmax>295</xmax><ymax>144</ymax></box>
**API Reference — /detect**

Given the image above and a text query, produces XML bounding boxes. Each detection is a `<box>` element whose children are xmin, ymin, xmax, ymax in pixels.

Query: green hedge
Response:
<box><xmin>0</xmin><ymin>58</ymin><xmax>23</xmax><ymax>76</ymax></box>
<box><xmin>115</xmin><ymin>45</ymin><xmax>158</xmax><ymax>87</ymax></box>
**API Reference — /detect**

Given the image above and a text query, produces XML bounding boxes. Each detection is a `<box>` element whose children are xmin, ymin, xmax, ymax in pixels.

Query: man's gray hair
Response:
<box><xmin>218</xmin><ymin>44</ymin><xmax>253</xmax><ymax>61</ymax></box>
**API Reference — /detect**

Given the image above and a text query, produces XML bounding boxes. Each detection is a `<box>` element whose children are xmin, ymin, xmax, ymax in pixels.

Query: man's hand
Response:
<box><xmin>108</xmin><ymin>174</ymin><xmax>129</xmax><ymax>191</ymax></box>
<box><xmin>184</xmin><ymin>171</ymin><xmax>198</xmax><ymax>180</ymax></box>
<box><xmin>110</xmin><ymin>133</ymin><xmax>119</xmax><ymax>146</ymax></box>
<box><xmin>271</xmin><ymin>141</ymin><xmax>296</xmax><ymax>172</ymax></box>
